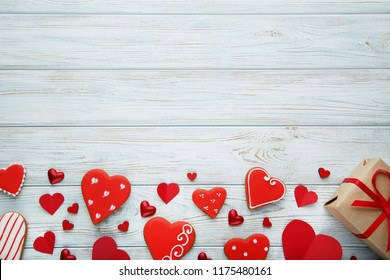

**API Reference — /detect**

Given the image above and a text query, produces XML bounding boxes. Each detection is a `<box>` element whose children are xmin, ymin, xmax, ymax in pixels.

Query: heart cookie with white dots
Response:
<box><xmin>192</xmin><ymin>187</ymin><xmax>227</xmax><ymax>218</ymax></box>
<box><xmin>81</xmin><ymin>169</ymin><xmax>131</xmax><ymax>224</ymax></box>
<box><xmin>0</xmin><ymin>212</ymin><xmax>27</xmax><ymax>260</ymax></box>
<box><xmin>224</xmin><ymin>234</ymin><xmax>270</xmax><ymax>260</ymax></box>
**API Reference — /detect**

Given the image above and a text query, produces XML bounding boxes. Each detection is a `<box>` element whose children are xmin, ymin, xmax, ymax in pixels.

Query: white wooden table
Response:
<box><xmin>0</xmin><ymin>0</ymin><xmax>389</xmax><ymax>260</ymax></box>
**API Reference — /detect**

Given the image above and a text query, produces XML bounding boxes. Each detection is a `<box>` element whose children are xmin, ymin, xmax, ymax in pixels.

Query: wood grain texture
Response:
<box><xmin>0</xmin><ymin>15</ymin><xmax>389</xmax><ymax>69</ymax></box>
<box><xmin>0</xmin><ymin>127</ymin><xmax>389</xmax><ymax>186</ymax></box>
<box><xmin>0</xmin><ymin>70</ymin><xmax>389</xmax><ymax>126</ymax></box>
<box><xmin>1</xmin><ymin>0</ymin><xmax>390</xmax><ymax>14</ymax></box>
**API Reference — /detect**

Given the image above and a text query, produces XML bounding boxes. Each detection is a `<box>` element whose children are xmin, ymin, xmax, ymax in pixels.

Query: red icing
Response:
<box><xmin>192</xmin><ymin>187</ymin><xmax>227</xmax><ymax>218</ymax></box>
<box><xmin>0</xmin><ymin>164</ymin><xmax>26</xmax><ymax>196</ymax></box>
<box><xmin>224</xmin><ymin>234</ymin><xmax>270</xmax><ymax>260</ymax></box>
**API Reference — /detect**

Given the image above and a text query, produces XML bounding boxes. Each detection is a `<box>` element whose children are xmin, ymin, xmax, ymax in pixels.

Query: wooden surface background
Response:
<box><xmin>0</xmin><ymin>0</ymin><xmax>389</xmax><ymax>260</ymax></box>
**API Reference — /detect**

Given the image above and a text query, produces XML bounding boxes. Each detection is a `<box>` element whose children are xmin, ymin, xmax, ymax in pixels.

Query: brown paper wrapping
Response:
<box><xmin>324</xmin><ymin>158</ymin><xmax>390</xmax><ymax>259</ymax></box>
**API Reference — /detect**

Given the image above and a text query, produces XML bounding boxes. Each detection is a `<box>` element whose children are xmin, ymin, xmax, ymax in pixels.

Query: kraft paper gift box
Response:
<box><xmin>324</xmin><ymin>158</ymin><xmax>390</xmax><ymax>259</ymax></box>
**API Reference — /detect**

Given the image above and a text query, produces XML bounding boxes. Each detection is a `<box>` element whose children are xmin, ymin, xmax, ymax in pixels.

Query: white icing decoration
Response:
<box><xmin>0</xmin><ymin>212</ymin><xmax>27</xmax><ymax>260</ymax></box>
<box><xmin>95</xmin><ymin>213</ymin><xmax>101</xmax><ymax>219</ymax></box>
<box><xmin>103</xmin><ymin>190</ymin><xmax>110</xmax><ymax>197</ymax></box>
<box><xmin>91</xmin><ymin>178</ymin><xmax>98</xmax><ymax>184</ymax></box>
<box><xmin>120</xmin><ymin>184</ymin><xmax>126</xmax><ymax>190</ymax></box>
<box><xmin>109</xmin><ymin>205</ymin><xmax>116</xmax><ymax>211</ymax></box>
<box><xmin>162</xmin><ymin>224</ymin><xmax>193</xmax><ymax>260</ymax></box>
<box><xmin>88</xmin><ymin>199</ymin><xmax>93</xmax><ymax>206</ymax></box>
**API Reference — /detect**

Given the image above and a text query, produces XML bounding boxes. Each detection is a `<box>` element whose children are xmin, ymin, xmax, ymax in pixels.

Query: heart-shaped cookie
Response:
<box><xmin>92</xmin><ymin>236</ymin><xmax>130</xmax><ymax>260</ymax></box>
<box><xmin>48</xmin><ymin>168</ymin><xmax>65</xmax><ymax>185</ymax></box>
<box><xmin>192</xmin><ymin>187</ymin><xmax>227</xmax><ymax>218</ymax></box>
<box><xmin>157</xmin><ymin>183</ymin><xmax>180</xmax><ymax>204</ymax></box>
<box><xmin>0</xmin><ymin>164</ymin><xmax>26</xmax><ymax>196</ymax></box>
<box><xmin>39</xmin><ymin>193</ymin><xmax>64</xmax><ymax>215</ymax></box>
<box><xmin>224</xmin><ymin>234</ymin><xmax>270</xmax><ymax>260</ymax></box>
<box><xmin>33</xmin><ymin>231</ymin><xmax>55</xmax><ymax>255</ymax></box>
<box><xmin>245</xmin><ymin>167</ymin><xmax>286</xmax><ymax>209</ymax></box>
<box><xmin>144</xmin><ymin>217</ymin><xmax>196</xmax><ymax>260</ymax></box>
<box><xmin>0</xmin><ymin>212</ymin><xmax>27</xmax><ymax>260</ymax></box>
<box><xmin>294</xmin><ymin>185</ymin><xmax>318</xmax><ymax>207</ymax></box>
<box><xmin>282</xmin><ymin>219</ymin><xmax>342</xmax><ymax>260</ymax></box>
<box><xmin>81</xmin><ymin>169</ymin><xmax>131</xmax><ymax>224</ymax></box>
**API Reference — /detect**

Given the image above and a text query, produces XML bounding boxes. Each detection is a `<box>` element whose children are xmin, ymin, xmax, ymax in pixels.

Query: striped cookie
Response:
<box><xmin>0</xmin><ymin>212</ymin><xmax>27</xmax><ymax>260</ymax></box>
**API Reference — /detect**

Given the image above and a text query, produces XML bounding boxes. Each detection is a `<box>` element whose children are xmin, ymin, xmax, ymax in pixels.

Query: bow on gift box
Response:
<box><xmin>343</xmin><ymin>169</ymin><xmax>390</xmax><ymax>252</ymax></box>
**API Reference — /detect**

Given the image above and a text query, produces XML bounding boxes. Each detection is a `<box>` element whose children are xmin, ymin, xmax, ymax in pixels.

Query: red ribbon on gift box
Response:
<box><xmin>343</xmin><ymin>169</ymin><xmax>390</xmax><ymax>252</ymax></box>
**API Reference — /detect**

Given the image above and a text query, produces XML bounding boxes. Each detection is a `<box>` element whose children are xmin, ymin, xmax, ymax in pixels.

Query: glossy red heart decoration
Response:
<box><xmin>198</xmin><ymin>252</ymin><xmax>212</xmax><ymax>260</ymax></box>
<box><xmin>33</xmin><ymin>231</ymin><xmax>55</xmax><ymax>255</ymax></box>
<box><xmin>263</xmin><ymin>217</ymin><xmax>272</xmax><ymax>228</ymax></box>
<box><xmin>318</xmin><ymin>167</ymin><xmax>330</xmax><ymax>179</ymax></box>
<box><xmin>92</xmin><ymin>236</ymin><xmax>130</xmax><ymax>260</ymax></box>
<box><xmin>39</xmin><ymin>193</ymin><xmax>64</xmax><ymax>215</ymax></box>
<box><xmin>228</xmin><ymin>209</ymin><xmax>244</xmax><ymax>226</ymax></box>
<box><xmin>81</xmin><ymin>169</ymin><xmax>131</xmax><ymax>224</ymax></box>
<box><xmin>245</xmin><ymin>167</ymin><xmax>286</xmax><ymax>209</ymax></box>
<box><xmin>224</xmin><ymin>234</ymin><xmax>270</xmax><ymax>260</ymax></box>
<box><xmin>351</xmin><ymin>256</ymin><xmax>358</xmax><ymax>260</ymax></box>
<box><xmin>294</xmin><ymin>185</ymin><xmax>318</xmax><ymax>207</ymax></box>
<box><xmin>187</xmin><ymin>172</ymin><xmax>197</xmax><ymax>181</ymax></box>
<box><xmin>282</xmin><ymin>219</ymin><xmax>342</xmax><ymax>260</ymax></box>
<box><xmin>192</xmin><ymin>187</ymin><xmax>227</xmax><ymax>218</ymax></box>
<box><xmin>67</xmin><ymin>203</ymin><xmax>79</xmax><ymax>214</ymax></box>
<box><xmin>60</xmin><ymin>249</ymin><xmax>76</xmax><ymax>260</ymax></box>
<box><xmin>157</xmin><ymin>183</ymin><xmax>180</xmax><ymax>204</ymax></box>
<box><xmin>48</xmin><ymin>168</ymin><xmax>65</xmax><ymax>185</ymax></box>
<box><xmin>140</xmin><ymin>200</ymin><xmax>156</xmax><ymax>218</ymax></box>
<box><xmin>0</xmin><ymin>212</ymin><xmax>27</xmax><ymax>260</ymax></box>
<box><xmin>0</xmin><ymin>164</ymin><xmax>26</xmax><ymax>196</ymax></box>
<box><xmin>118</xmin><ymin>221</ymin><xmax>129</xmax><ymax>232</ymax></box>
<box><xmin>144</xmin><ymin>217</ymin><xmax>196</xmax><ymax>260</ymax></box>
<box><xmin>62</xmin><ymin>220</ymin><xmax>74</xmax><ymax>231</ymax></box>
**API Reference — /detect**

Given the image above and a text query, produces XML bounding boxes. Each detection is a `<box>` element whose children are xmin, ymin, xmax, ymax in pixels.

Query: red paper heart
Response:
<box><xmin>0</xmin><ymin>164</ymin><xmax>26</xmax><ymax>196</ymax></box>
<box><xmin>144</xmin><ymin>217</ymin><xmax>196</xmax><ymax>260</ymax></box>
<box><xmin>39</xmin><ymin>193</ymin><xmax>65</xmax><ymax>215</ymax></box>
<box><xmin>48</xmin><ymin>168</ymin><xmax>65</xmax><ymax>185</ymax></box>
<box><xmin>81</xmin><ymin>169</ymin><xmax>131</xmax><ymax>224</ymax></box>
<box><xmin>245</xmin><ymin>167</ymin><xmax>286</xmax><ymax>209</ymax></box>
<box><xmin>67</xmin><ymin>203</ymin><xmax>79</xmax><ymax>214</ymax></box>
<box><xmin>157</xmin><ymin>183</ymin><xmax>180</xmax><ymax>204</ymax></box>
<box><xmin>198</xmin><ymin>252</ymin><xmax>212</xmax><ymax>260</ymax></box>
<box><xmin>62</xmin><ymin>220</ymin><xmax>74</xmax><ymax>231</ymax></box>
<box><xmin>263</xmin><ymin>217</ymin><xmax>272</xmax><ymax>228</ymax></box>
<box><xmin>187</xmin><ymin>172</ymin><xmax>197</xmax><ymax>181</ymax></box>
<box><xmin>282</xmin><ymin>219</ymin><xmax>342</xmax><ymax>260</ymax></box>
<box><xmin>140</xmin><ymin>200</ymin><xmax>156</xmax><ymax>218</ymax></box>
<box><xmin>60</xmin><ymin>249</ymin><xmax>76</xmax><ymax>260</ymax></box>
<box><xmin>92</xmin><ymin>236</ymin><xmax>130</xmax><ymax>260</ymax></box>
<box><xmin>33</xmin><ymin>231</ymin><xmax>55</xmax><ymax>255</ymax></box>
<box><xmin>224</xmin><ymin>234</ymin><xmax>270</xmax><ymax>260</ymax></box>
<box><xmin>0</xmin><ymin>212</ymin><xmax>27</xmax><ymax>260</ymax></box>
<box><xmin>294</xmin><ymin>185</ymin><xmax>318</xmax><ymax>207</ymax></box>
<box><xmin>228</xmin><ymin>209</ymin><xmax>244</xmax><ymax>226</ymax></box>
<box><xmin>118</xmin><ymin>221</ymin><xmax>129</xmax><ymax>232</ymax></box>
<box><xmin>318</xmin><ymin>167</ymin><xmax>330</xmax><ymax>179</ymax></box>
<box><xmin>192</xmin><ymin>187</ymin><xmax>227</xmax><ymax>218</ymax></box>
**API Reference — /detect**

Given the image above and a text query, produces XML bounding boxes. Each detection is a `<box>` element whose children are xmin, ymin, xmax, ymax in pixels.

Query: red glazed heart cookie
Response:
<box><xmin>144</xmin><ymin>217</ymin><xmax>196</xmax><ymax>260</ymax></box>
<box><xmin>224</xmin><ymin>234</ymin><xmax>270</xmax><ymax>260</ymax></box>
<box><xmin>81</xmin><ymin>169</ymin><xmax>131</xmax><ymax>224</ymax></box>
<box><xmin>0</xmin><ymin>164</ymin><xmax>26</xmax><ymax>196</ymax></box>
<box><xmin>0</xmin><ymin>212</ymin><xmax>27</xmax><ymax>260</ymax></box>
<box><xmin>192</xmin><ymin>187</ymin><xmax>227</xmax><ymax>218</ymax></box>
<box><xmin>48</xmin><ymin>168</ymin><xmax>65</xmax><ymax>185</ymax></box>
<box><xmin>245</xmin><ymin>167</ymin><xmax>286</xmax><ymax>209</ymax></box>
<box><xmin>282</xmin><ymin>219</ymin><xmax>342</xmax><ymax>260</ymax></box>
<box><xmin>33</xmin><ymin>231</ymin><xmax>55</xmax><ymax>255</ymax></box>
<box><xmin>157</xmin><ymin>183</ymin><xmax>180</xmax><ymax>204</ymax></box>
<box><xmin>92</xmin><ymin>236</ymin><xmax>130</xmax><ymax>260</ymax></box>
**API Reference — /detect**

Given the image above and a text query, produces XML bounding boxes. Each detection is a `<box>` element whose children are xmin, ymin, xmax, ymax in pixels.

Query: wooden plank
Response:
<box><xmin>0</xmin><ymin>15</ymin><xmax>389</xmax><ymax>69</ymax></box>
<box><xmin>0</xmin><ymin>127</ymin><xmax>388</xmax><ymax>186</ymax></box>
<box><xmin>0</xmin><ymin>70</ymin><xmax>389</xmax><ymax>126</ymax></box>
<box><xmin>1</xmin><ymin>0</ymin><xmax>390</xmax><ymax>14</ymax></box>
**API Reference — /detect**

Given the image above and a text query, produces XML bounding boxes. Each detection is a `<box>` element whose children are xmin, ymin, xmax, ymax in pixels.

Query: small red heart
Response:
<box><xmin>318</xmin><ymin>167</ymin><xmax>330</xmax><ymax>179</ymax></box>
<box><xmin>62</xmin><ymin>220</ymin><xmax>74</xmax><ymax>231</ymax></box>
<box><xmin>294</xmin><ymin>185</ymin><xmax>318</xmax><ymax>207</ymax></box>
<box><xmin>60</xmin><ymin>249</ymin><xmax>76</xmax><ymax>260</ymax></box>
<box><xmin>224</xmin><ymin>234</ymin><xmax>270</xmax><ymax>260</ymax></box>
<box><xmin>187</xmin><ymin>172</ymin><xmax>197</xmax><ymax>181</ymax></box>
<box><xmin>282</xmin><ymin>219</ymin><xmax>342</xmax><ymax>260</ymax></box>
<box><xmin>263</xmin><ymin>217</ymin><xmax>272</xmax><ymax>228</ymax></box>
<box><xmin>0</xmin><ymin>164</ymin><xmax>26</xmax><ymax>196</ymax></box>
<box><xmin>33</xmin><ymin>231</ymin><xmax>56</xmax><ymax>255</ymax></box>
<box><xmin>192</xmin><ymin>187</ymin><xmax>227</xmax><ymax>218</ymax></box>
<box><xmin>198</xmin><ymin>252</ymin><xmax>212</xmax><ymax>260</ymax></box>
<box><xmin>140</xmin><ymin>200</ymin><xmax>156</xmax><ymax>218</ymax></box>
<box><xmin>92</xmin><ymin>236</ymin><xmax>130</xmax><ymax>260</ymax></box>
<box><xmin>228</xmin><ymin>209</ymin><xmax>244</xmax><ymax>226</ymax></box>
<box><xmin>157</xmin><ymin>183</ymin><xmax>180</xmax><ymax>204</ymax></box>
<box><xmin>350</xmin><ymin>256</ymin><xmax>358</xmax><ymax>260</ymax></box>
<box><xmin>118</xmin><ymin>221</ymin><xmax>129</xmax><ymax>232</ymax></box>
<box><xmin>67</xmin><ymin>203</ymin><xmax>79</xmax><ymax>214</ymax></box>
<box><xmin>48</xmin><ymin>168</ymin><xmax>65</xmax><ymax>185</ymax></box>
<box><xmin>39</xmin><ymin>193</ymin><xmax>64</xmax><ymax>215</ymax></box>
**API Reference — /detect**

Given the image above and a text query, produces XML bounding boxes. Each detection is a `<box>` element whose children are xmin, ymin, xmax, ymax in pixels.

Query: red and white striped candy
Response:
<box><xmin>0</xmin><ymin>212</ymin><xmax>27</xmax><ymax>260</ymax></box>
